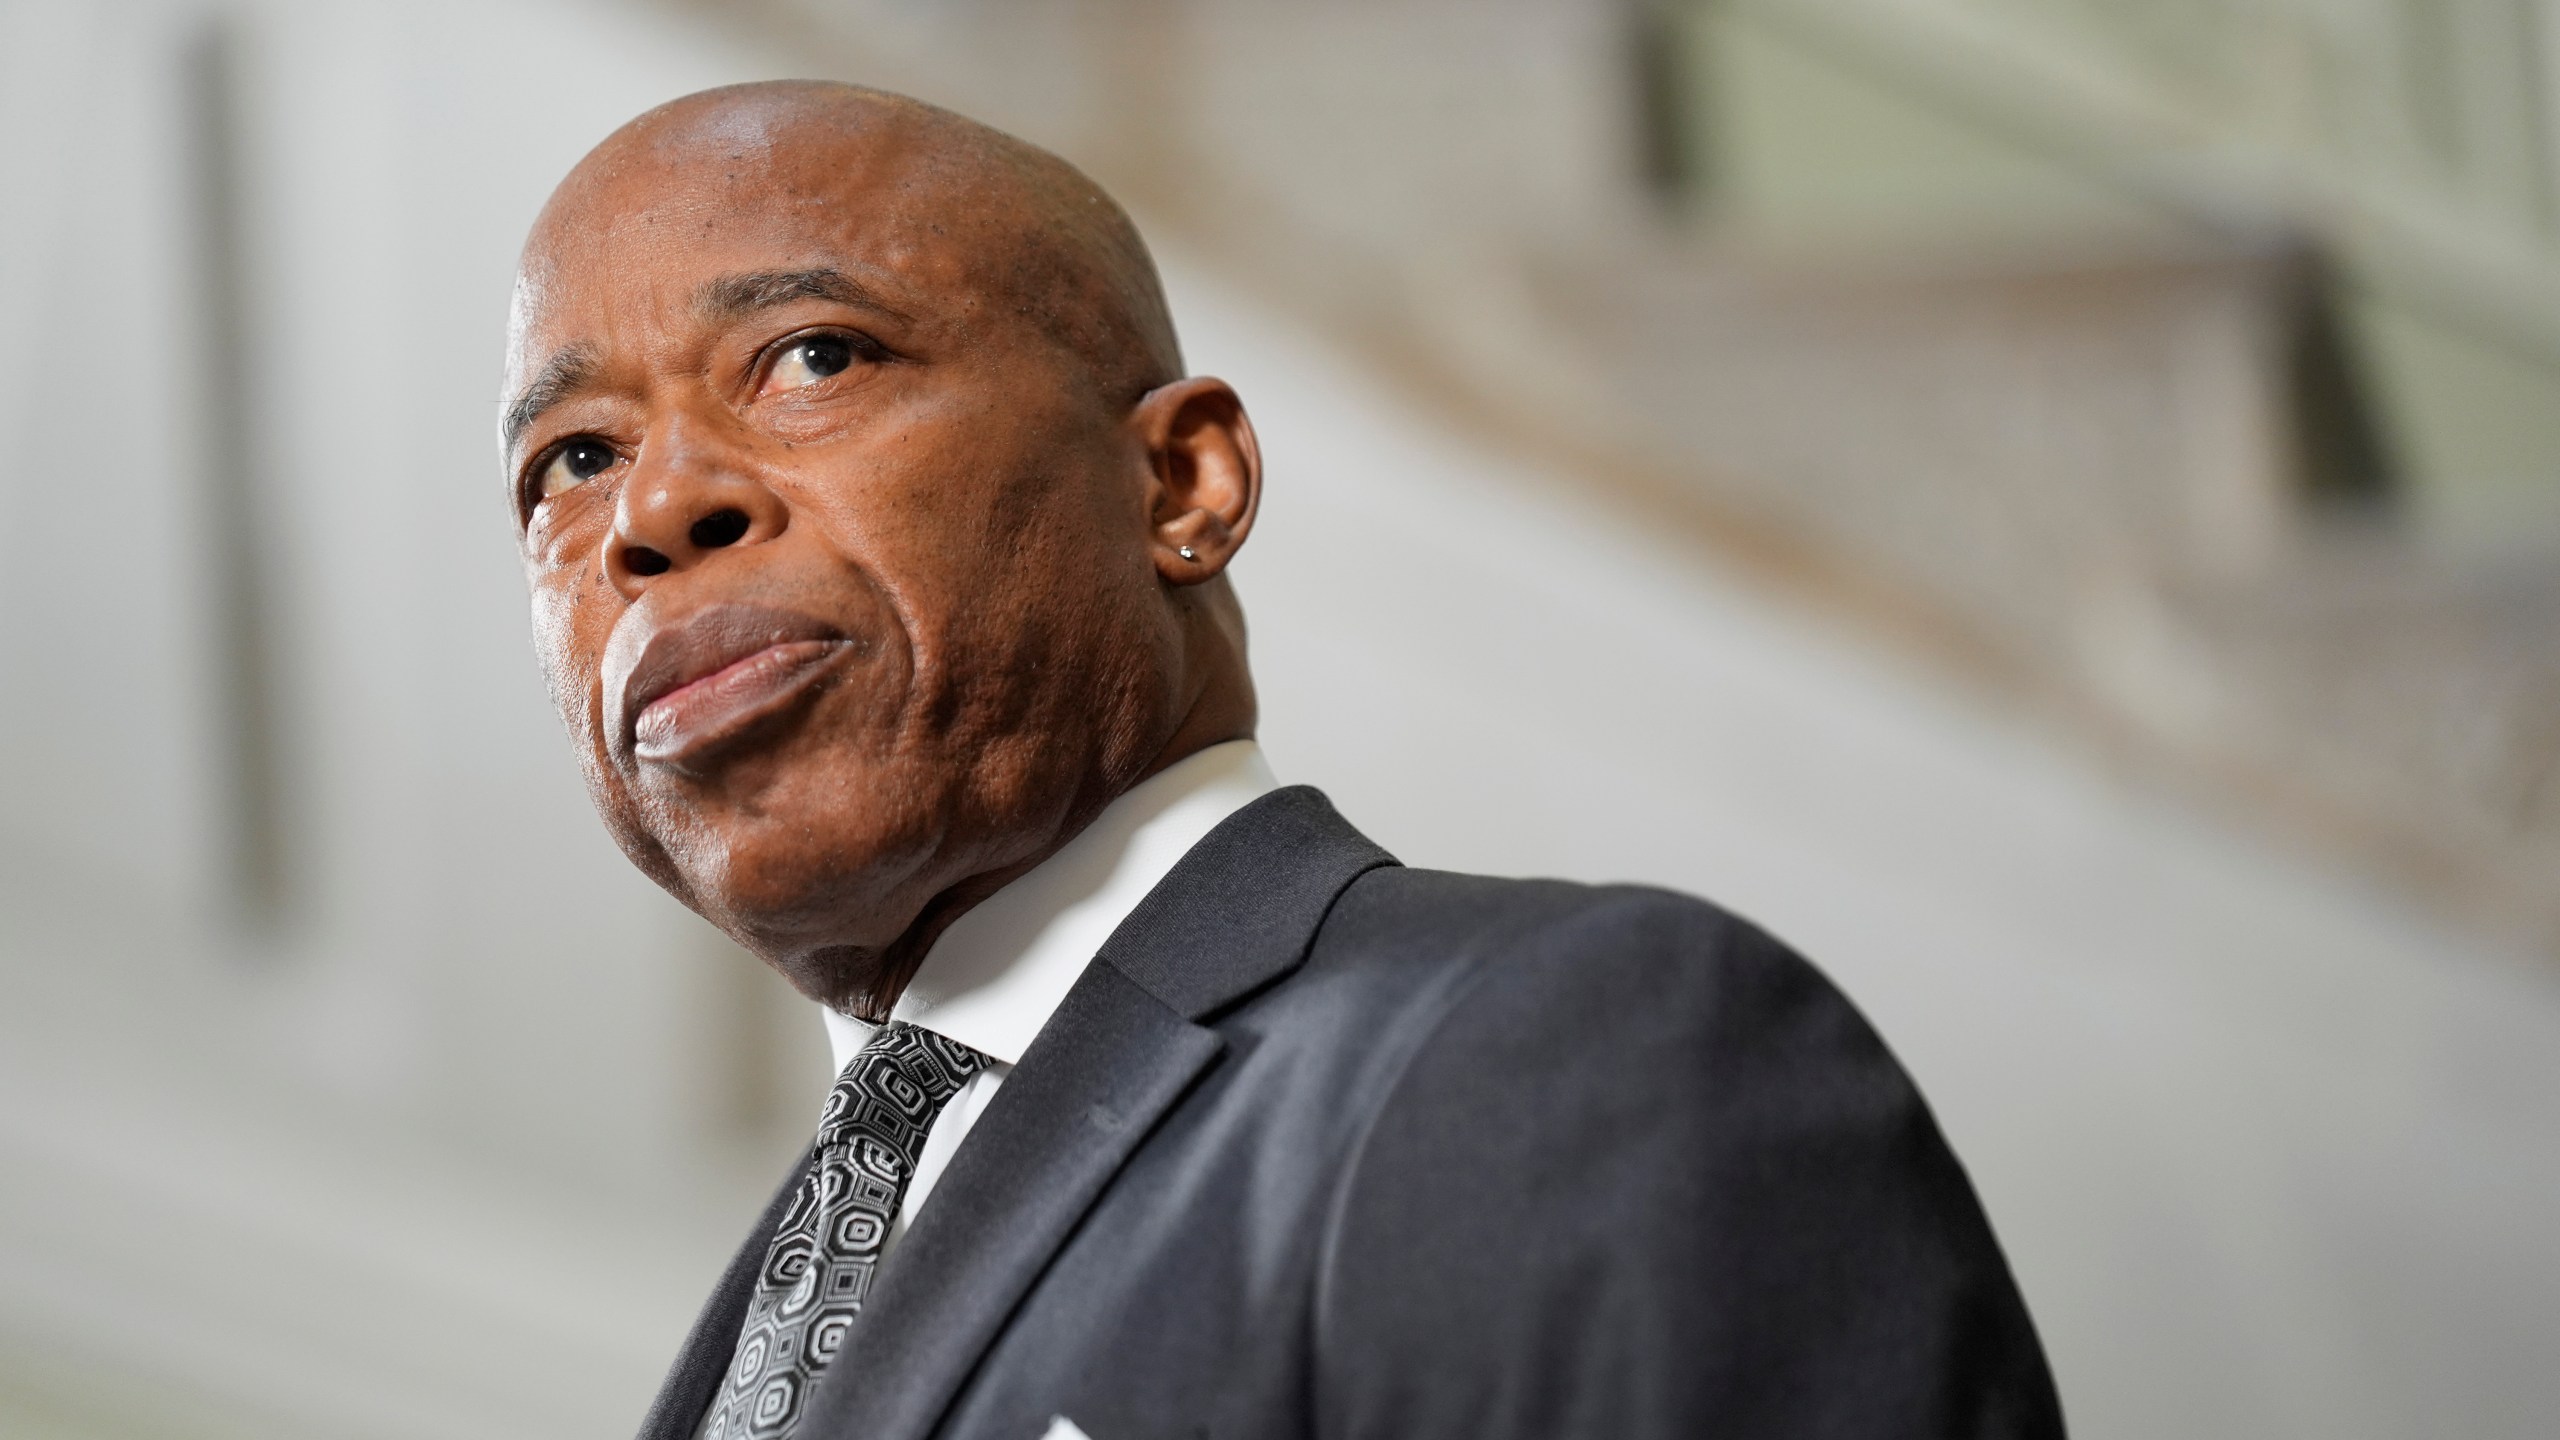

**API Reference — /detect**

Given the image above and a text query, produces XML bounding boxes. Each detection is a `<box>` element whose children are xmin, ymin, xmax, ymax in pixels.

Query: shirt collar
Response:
<box><xmin>823</xmin><ymin>739</ymin><xmax>1277</xmax><ymax>1074</ymax></box>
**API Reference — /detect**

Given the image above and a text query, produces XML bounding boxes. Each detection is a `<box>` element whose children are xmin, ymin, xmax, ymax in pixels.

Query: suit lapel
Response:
<box><xmin>1094</xmin><ymin>785</ymin><xmax>1397</xmax><ymax>1020</ymax></box>
<box><xmin>635</xmin><ymin>1142</ymin><xmax>813</xmax><ymax>1440</ymax></box>
<box><xmin>791</xmin><ymin>786</ymin><xmax>1396</xmax><ymax>1440</ymax></box>
<box><xmin>795</xmin><ymin>962</ymin><xmax>1221</xmax><ymax>1440</ymax></box>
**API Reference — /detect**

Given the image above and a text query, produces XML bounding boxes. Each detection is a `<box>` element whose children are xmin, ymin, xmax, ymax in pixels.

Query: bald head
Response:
<box><xmin>504</xmin><ymin>83</ymin><xmax>1259</xmax><ymax>1017</ymax></box>
<box><xmin>512</xmin><ymin>82</ymin><xmax>1181</xmax><ymax>442</ymax></box>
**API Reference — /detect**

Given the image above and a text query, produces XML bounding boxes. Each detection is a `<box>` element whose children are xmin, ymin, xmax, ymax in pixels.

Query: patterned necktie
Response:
<box><xmin>703</xmin><ymin>1022</ymin><xmax>987</xmax><ymax>1440</ymax></box>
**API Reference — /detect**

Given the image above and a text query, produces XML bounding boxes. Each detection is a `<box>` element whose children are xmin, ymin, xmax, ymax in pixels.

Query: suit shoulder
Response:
<box><xmin>1319</xmin><ymin>866</ymin><xmax>1838</xmax><ymax>1033</ymax></box>
<box><xmin>1309</xmin><ymin>872</ymin><xmax>2064</xmax><ymax>1436</ymax></box>
<box><xmin>1326</xmin><ymin>865</ymin><xmax>1757</xmax><ymax>955</ymax></box>
<box><xmin>1288</xmin><ymin>866</ymin><xmax>1897</xmax><ymax>1133</ymax></box>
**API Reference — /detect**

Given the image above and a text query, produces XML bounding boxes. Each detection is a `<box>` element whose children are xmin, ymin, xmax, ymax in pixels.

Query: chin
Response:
<box><xmin>640</xmin><ymin>762</ymin><xmax>944</xmax><ymax>960</ymax></box>
<box><xmin>700</xmin><ymin>818</ymin><xmax>924</xmax><ymax>944</ymax></box>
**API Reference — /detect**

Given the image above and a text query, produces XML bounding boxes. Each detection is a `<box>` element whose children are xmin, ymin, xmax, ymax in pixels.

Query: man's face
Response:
<box><xmin>504</xmin><ymin>110</ymin><xmax>1181</xmax><ymax>993</ymax></box>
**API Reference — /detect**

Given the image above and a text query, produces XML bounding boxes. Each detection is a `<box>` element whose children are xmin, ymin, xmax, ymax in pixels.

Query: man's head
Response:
<box><xmin>503</xmin><ymin>83</ymin><xmax>1259</xmax><ymax>1016</ymax></box>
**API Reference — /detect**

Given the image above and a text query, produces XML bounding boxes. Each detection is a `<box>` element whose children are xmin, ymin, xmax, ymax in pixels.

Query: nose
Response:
<box><xmin>604</xmin><ymin>434</ymin><xmax>787</xmax><ymax>599</ymax></box>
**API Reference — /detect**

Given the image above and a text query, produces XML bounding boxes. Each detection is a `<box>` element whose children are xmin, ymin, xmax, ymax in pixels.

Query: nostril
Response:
<box><xmin>690</xmin><ymin>508</ymin><xmax>750</xmax><ymax>549</ymax></box>
<box><xmin>624</xmin><ymin>546</ymin><xmax>672</xmax><ymax>577</ymax></box>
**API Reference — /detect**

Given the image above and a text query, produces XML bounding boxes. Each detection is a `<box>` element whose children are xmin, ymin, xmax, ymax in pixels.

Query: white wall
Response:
<box><xmin>2</xmin><ymin>1</ymin><xmax>2556</xmax><ymax>1437</ymax></box>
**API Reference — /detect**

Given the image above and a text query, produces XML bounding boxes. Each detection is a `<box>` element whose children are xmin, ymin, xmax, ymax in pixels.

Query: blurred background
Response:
<box><xmin>4</xmin><ymin>0</ymin><xmax>2558</xmax><ymax>1435</ymax></box>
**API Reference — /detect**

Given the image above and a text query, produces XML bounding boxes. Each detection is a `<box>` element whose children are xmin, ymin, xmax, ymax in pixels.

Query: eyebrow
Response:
<box><xmin>694</xmin><ymin>267</ymin><xmax>908</xmax><ymax>326</ymax></box>
<box><xmin>501</xmin><ymin>344</ymin><xmax>599</xmax><ymax>453</ymax></box>
<box><xmin>500</xmin><ymin>269</ymin><xmax>907</xmax><ymax>453</ymax></box>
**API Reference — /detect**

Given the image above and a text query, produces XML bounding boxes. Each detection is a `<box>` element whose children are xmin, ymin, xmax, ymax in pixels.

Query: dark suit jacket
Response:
<box><xmin>641</xmin><ymin>787</ymin><xmax>2064</xmax><ymax>1439</ymax></box>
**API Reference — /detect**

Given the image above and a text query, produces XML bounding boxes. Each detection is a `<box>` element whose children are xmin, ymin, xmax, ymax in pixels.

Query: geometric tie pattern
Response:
<box><xmin>702</xmin><ymin>1022</ymin><xmax>987</xmax><ymax>1440</ymax></box>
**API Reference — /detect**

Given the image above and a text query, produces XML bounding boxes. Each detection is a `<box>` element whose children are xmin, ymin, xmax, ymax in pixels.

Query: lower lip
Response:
<box><xmin>632</xmin><ymin>640</ymin><xmax>852</xmax><ymax>767</ymax></box>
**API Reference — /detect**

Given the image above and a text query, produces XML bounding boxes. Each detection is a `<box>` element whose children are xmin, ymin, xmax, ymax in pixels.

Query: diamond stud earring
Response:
<box><xmin>1177</xmin><ymin>545</ymin><xmax>1197</xmax><ymax>561</ymax></box>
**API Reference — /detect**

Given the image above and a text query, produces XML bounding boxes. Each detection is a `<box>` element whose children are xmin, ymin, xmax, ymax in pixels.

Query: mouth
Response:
<box><xmin>614</xmin><ymin>604</ymin><xmax>857</xmax><ymax>771</ymax></box>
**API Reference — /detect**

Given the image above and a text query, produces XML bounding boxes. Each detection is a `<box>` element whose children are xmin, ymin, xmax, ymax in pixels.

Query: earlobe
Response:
<box><xmin>1138</xmin><ymin>376</ymin><xmax>1261</xmax><ymax>584</ymax></box>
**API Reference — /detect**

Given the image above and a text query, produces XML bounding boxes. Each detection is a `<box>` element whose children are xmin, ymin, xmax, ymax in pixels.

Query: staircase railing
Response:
<box><xmin>1737</xmin><ymin>0</ymin><xmax>2560</xmax><ymax>359</ymax></box>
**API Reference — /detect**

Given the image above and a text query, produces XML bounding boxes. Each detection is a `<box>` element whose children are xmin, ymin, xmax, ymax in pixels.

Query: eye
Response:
<box><xmin>765</xmin><ymin>332</ymin><xmax>864</xmax><ymax>392</ymax></box>
<box><xmin>535</xmin><ymin>437</ymin><xmax>618</xmax><ymax>502</ymax></box>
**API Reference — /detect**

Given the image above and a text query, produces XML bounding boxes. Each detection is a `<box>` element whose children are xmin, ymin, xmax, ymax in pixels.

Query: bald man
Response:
<box><xmin>502</xmin><ymin>83</ymin><xmax>2064</xmax><ymax>1440</ymax></box>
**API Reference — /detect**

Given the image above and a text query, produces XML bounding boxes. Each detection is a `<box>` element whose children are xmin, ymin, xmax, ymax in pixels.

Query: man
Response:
<box><xmin>502</xmin><ymin>80</ymin><xmax>2064</xmax><ymax>1440</ymax></box>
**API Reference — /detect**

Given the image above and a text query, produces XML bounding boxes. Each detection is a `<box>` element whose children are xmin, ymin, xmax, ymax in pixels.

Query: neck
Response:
<box><xmin>845</xmin><ymin>722</ymin><xmax>1259</xmax><ymax>1023</ymax></box>
<box><xmin>849</xmin><ymin>727</ymin><xmax>1269</xmax><ymax>1019</ymax></box>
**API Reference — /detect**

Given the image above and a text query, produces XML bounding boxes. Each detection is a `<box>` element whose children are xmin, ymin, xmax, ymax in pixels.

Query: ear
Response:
<box><xmin>1131</xmin><ymin>376</ymin><xmax>1260</xmax><ymax>584</ymax></box>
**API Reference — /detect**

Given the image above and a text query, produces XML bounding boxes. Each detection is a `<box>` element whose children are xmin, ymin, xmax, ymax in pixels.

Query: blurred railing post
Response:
<box><xmin>181</xmin><ymin>9</ymin><xmax>294</xmax><ymax>937</ymax></box>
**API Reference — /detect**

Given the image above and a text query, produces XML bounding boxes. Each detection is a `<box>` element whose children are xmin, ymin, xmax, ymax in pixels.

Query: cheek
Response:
<box><xmin>527</xmin><ymin>582</ymin><xmax>591</xmax><ymax>730</ymax></box>
<box><xmin>530</xmin><ymin>571</ymin><xmax>687</xmax><ymax>885</ymax></box>
<box><xmin>525</xmin><ymin>567</ymin><xmax>629</xmax><ymax>793</ymax></box>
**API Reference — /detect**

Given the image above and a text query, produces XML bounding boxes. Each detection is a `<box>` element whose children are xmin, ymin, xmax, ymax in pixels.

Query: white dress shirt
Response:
<box><xmin>817</xmin><ymin>739</ymin><xmax>1277</xmax><ymax>1253</ymax></box>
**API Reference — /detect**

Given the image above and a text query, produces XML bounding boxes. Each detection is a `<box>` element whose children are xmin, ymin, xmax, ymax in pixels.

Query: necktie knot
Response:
<box><xmin>814</xmin><ymin>1021</ymin><xmax>987</xmax><ymax>1143</ymax></box>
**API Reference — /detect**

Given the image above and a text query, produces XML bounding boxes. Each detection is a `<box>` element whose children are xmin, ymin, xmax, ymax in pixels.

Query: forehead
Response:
<box><xmin>511</xmin><ymin>115</ymin><xmax>997</xmax><ymax>361</ymax></box>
